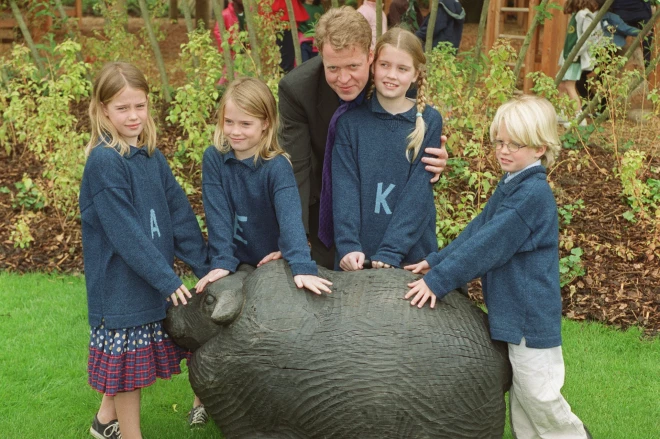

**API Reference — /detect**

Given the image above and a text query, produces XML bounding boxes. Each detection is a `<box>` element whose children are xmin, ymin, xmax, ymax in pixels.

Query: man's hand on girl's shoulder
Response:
<box><xmin>423</xmin><ymin>134</ymin><xmax>448</xmax><ymax>183</ymax></box>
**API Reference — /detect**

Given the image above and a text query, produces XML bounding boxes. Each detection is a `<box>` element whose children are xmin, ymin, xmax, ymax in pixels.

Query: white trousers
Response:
<box><xmin>508</xmin><ymin>338</ymin><xmax>588</xmax><ymax>439</ymax></box>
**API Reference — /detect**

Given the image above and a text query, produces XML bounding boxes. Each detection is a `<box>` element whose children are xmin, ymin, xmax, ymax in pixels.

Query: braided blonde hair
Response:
<box><xmin>371</xmin><ymin>28</ymin><xmax>428</xmax><ymax>162</ymax></box>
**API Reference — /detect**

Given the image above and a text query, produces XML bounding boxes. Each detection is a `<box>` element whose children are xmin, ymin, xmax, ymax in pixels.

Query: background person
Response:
<box><xmin>415</xmin><ymin>0</ymin><xmax>465</xmax><ymax>53</ymax></box>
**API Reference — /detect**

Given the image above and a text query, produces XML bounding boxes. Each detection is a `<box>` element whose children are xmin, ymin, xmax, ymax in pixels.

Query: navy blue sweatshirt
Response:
<box><xmin>332</xmin><ymin>96</ymin><xmax>442</xmax><ymax>268</ymax></box>
<box><xmin>202</xmin><ymin>147</ymin><xmax>317</xmax><ymax>276</ymax></box>
<box><xmin>79</xmin><ymin>143</ymin><xmax>209</xmax><ymax>330</ymax></box>
<box><xmin>423</xmin><ymin>166</ymin><xmax>562</xmax><ymax>348</ymax></box>
<box><xmin>415</xmin><ymin>0</ymin><xmax>465</xmax><ymax>51</ymax></box>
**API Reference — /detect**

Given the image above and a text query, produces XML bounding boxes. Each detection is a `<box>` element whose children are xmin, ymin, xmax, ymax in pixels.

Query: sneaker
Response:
<box><xmin>188</xmin><ymin>404</ymin><xmax>209</xmax><ymax>427</ymax></box>
<box><xmin>90</xmin><ymin>415</ymin><xmax>122</xmax><ymax>439</ymax></box>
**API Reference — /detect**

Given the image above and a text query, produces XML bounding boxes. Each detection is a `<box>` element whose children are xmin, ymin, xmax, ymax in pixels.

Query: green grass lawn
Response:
<box><xmin>0</xmin><ymin>272</ymin><xmax>658</xmax><ymax>438</ymax></box>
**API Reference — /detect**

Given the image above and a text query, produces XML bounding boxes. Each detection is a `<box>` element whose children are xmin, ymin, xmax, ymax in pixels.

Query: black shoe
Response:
<box><xmin>458</xmin><ymin>284</ymin><xmax>469</xmax><ymax>297</ymax></box>
<box><xmin>585</xmin><ymin>425</ymin><xmax>593</xmax><ymax>439</ymax></box>
<box><xmin>188</xmin><ymin>404</ymin><xmax>209</xmax><ymax>428</ymax></box>
<box><xmin>90</xmin><ymin>415</ymin><xmax>122</xmax><ymax>439</ymax></box>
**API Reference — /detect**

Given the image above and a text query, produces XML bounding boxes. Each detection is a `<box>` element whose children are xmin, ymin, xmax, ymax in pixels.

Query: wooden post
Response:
<box><xmin>182</xmin><ymin>0</ymin><xmax>195</xmax><ymax>32</ymax></box>
<box><xmin>114</xmin><ymin>0</ymin><xmax>128</xmax><ymax>30</ymax></box>
<box><xmin>181</xmin><ymin>0</ymin><xmax>200</xmax><ymax>69</ymax></box>
<box><xmin>138</xmin><ymin>0</ymin><xmax>172</xmax><ymax>102</ymax></box>
<box><xmin>539</xmin><ymin>1</ymin><xmax>568</xmax><ymax>80</ymax></box>
<box><xmin>196</xmin><ymin>0</ymin><xmax>211</xmax><ymax>30</ymax></box>
<box><xmin>170</xmin><ymin>0</ymin><xmax>179</xmax><ymax>20</ymax></box>
<box><xmin>513</xmin><ymin>0</ymin><xmax>547</xmax><ymax>92</ymax></box>
<box><xmin>653</xmin><ymin>21</ymin><xmax>660</xmax><ymax>90</ymax></box>
<box><xmin>424</xmin><ymin>0</ymin><xmax>438</xmax><ymax>53</ymax></box>
<box><xmin>212</xmin><ymin>0</ymin><xmax>234</xmax><ymax>82</ymax></box>
<box><xmin>284</xmin><ymin>0</ymin><xmax>302</xmax><ymax>67</ymax></box>
<box><xmin>376</xmin><ymin>0</ymin><xmax>383</xmax><ymax>41</ymax></box>
<box><xmin>243</xmin><ymin>0</ymin><xmax>262</xmax><ymax>76</ymax></box>
<box><xmin>9</xmin><ymin>0</ymin><xmax>45</xmax><ymax>76</ymax></box>
<box><xmin>53</xmin><ymin>0</ymin><xmax>92</xmax><ymax>82</ymax></box>
<box><xmin>468</xmin><ymin>0</ymin><xmax>491</xmax><ymax>97</ymax></box>
<box><xmin>76</xmin><ymin>0</ymin><xmax>82</xmax><ymax>25</ymax></box>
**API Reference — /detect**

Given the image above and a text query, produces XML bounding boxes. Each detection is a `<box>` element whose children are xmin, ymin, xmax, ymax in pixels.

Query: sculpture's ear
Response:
<box><xmin>210</xmin><ymin>270</ymin><xmax>249</xmax><ymax>324</ymax></box>
<box><xmin>237</xmin><ymin>263</ymin><xmax>256</xmax><ymax>274</ymax></box>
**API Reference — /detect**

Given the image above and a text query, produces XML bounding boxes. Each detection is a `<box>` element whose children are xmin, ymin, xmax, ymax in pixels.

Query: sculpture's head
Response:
<box><xmin>164</xmin><ymin>265</ymin><xmax>254</xmax><ymax>351</ymax></box>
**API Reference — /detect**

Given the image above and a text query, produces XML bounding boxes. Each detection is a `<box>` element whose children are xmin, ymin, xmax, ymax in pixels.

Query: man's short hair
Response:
<box><xmin>315</xmin><ymin>6</ymin><xmax>372</xmax><ymax>55</ymax></box>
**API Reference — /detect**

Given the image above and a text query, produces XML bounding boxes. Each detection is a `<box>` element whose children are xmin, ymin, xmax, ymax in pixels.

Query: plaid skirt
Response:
<box><xmin>88</xmin><ymin>320</ymin><xmax>189</xmax><ymax>396</ymax></box>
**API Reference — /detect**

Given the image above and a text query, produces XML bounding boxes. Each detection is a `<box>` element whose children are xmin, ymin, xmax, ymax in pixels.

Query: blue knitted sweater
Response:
<box><xmin>423</xmin><ymin>166</ymin><xmax>562</xmax><ymax>348</ymax></box>
<box><xmin>202</xmin><ymin>147</ymin><xmax>317</xmax><ymax>276</ymax></box>
<box><xmin>601</xmin><ymin>12</ymin><xmax>640</xmax><ymax>47</ymax></box>
<box><xmin>80</xmin><ymin>143</ymin><xmax>209</xmax><ymax>329</ymax></box>
<box><xmin>332</xmin><ymin>96</ymin><xmax>442</xmax><ymax>268</ymax></box>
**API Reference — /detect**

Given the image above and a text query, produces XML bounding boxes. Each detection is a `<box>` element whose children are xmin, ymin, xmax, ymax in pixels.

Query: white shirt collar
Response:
<box><xmin>505</xmin><ymin>160</ymin><xmax>542</xmax><ymax>183</ymax></box>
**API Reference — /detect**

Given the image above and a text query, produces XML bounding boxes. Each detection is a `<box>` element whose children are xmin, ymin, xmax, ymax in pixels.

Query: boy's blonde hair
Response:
<box><xmin>369</xmin><ymin>27</ymin><xmax>428</xmax><ymax>162</ymax></box>
<box><xmin>213</xmin><ymin>77</ymin><xmax>287</xmax><ymax>163</ymax></box>
<box><xmin>490</xmin><ymin>95</ymin><xmax>561</xmax><ymax>168</ymax></box>
<box><xmin>315</xmin><ymin>6</ymin><xmax>372</xmax><ymax>56</ymax></box>
<box><xmin>86</xmin><ymin>62</ymin><xmax>157</xmax><ymax>157</ymax></box>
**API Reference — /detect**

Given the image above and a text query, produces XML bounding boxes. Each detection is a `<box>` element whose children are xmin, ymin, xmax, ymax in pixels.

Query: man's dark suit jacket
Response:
<box><xmin>278</xmin><ymin>56</ymin><xmax>340</xmax><ymax>268</ymax></box>
<box><xmin>278</xmin><ymin>56</ymin><xmax>338</xmax><ymax>231</ymax></box>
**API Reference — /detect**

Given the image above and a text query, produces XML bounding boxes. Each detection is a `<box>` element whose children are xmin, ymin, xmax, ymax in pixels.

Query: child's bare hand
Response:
<box><xmin>340</xmin><ymin>252</ymin><xmax>365</xmax><ymax>271</ymax></box>
<box><xmin>257</xmin><ymin>251</ymin><xmax>282</xmax><ymax>267</ymax></box>
<box><xmin>404</xmin><ymin>260</ymin><xmax>431</xmax><ymax>274</ymax></box>
<box><xmin>167</xmin><ymin>284</ymin><xmax>192</xmax><ymax>306</ymax></box>
<box><xmin>293</xmin><ymin>274</ymin><xmax>332</xmax><ymax>295</ymax></box>
<box><xmin>404</xmin><ymin>278</ymin><xmax>436</xmax><ymax>309</ymax></box>
<box><xmin>372</xmin><ymin>260</ymin><xmax>392</xmax><ymax>269</ymax></box>
<box><xmin>195</xmin><ymin>268</ymin><xmax>230</xmax><ymax>293</ymax></box>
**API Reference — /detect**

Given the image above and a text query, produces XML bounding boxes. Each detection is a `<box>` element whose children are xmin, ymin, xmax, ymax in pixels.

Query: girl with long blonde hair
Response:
<box><xmin>81</xmin><ymin>62</ymin><xmax>209</xmax><ymax>438</ymax></box>
<box><xmin>332</xmin><ymin>27</ymin><xmax>443</xmax><ymax>271</ymax></box>
<box><xmin>196</xmin><ymin>77</ymin><xmax>332</xmax><ymax>295</ymax></box>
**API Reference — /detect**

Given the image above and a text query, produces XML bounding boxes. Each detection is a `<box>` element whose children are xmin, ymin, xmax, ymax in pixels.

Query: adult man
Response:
<box><xmin>278</xmin><ymin>6</ymin><xmax>447</xmax><ymax>269</ymax></box>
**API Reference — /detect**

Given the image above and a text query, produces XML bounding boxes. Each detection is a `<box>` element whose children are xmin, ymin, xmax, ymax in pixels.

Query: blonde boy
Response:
<box><xmin>404</xmin><ymin>95</ymin><xmax>592</xmax><ymax>439</ymax></box>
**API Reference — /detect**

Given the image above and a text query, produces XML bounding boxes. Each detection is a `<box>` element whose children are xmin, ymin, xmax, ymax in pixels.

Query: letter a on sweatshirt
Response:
<box><xmin>150</xmin><ymin>209</ymin><xmax>161</xmax><ymax>238</ymax></box>
<box><xmin>374</xmin><ymin>183</ymin><xmax>395</xmax><ymax>214</ymax></box>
